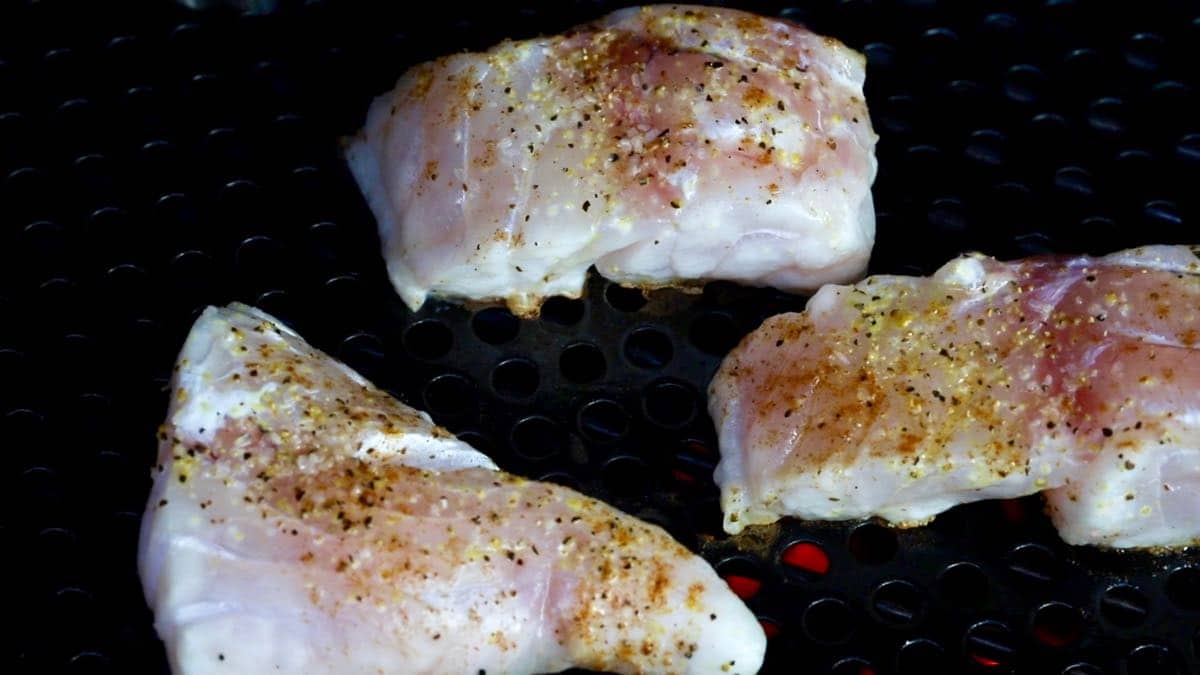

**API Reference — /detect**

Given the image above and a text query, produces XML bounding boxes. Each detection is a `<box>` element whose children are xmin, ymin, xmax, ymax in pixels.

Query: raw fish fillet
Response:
<box><xmin>138</xmin><ymin>303</ymin><xmax>765</xmax><ymax>674</ymax></box>
<box><xmin>344</xmin><ymin>4</ymin><xmax>877</xmax><ymax>314</ymax></box>
<box><xmin>710</xmin><ymin>246</ymin><xmax>1200</xmax><ymax>548</ymax></box>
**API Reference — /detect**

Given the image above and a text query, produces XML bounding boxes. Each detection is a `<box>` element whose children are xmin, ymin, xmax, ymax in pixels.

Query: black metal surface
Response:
<box><xmin>2</xmin><ymin>1</ymin><xmax>1198</xmax><ymax>673</ymax></box>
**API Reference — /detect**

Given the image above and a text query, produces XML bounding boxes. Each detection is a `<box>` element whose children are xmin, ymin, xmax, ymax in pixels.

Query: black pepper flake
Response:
<box><xmin>705</xmin><ymin>60</ymin><xmax>724</xmax><ymax>68</ymax></box>
<box><xmin>1102</xmin><ymin>427</ymin><xmax>1113</xmax><ymax>437</ymax></box>
<box><xmin>670</xmin><ymin>200</ymin><xmax>681</xmax><ymax>209</ymax></box>
<box><xmin>218</xmin><ymin>653</ymin><xmax>225</xmax><ymax>661</ymax></box>
<box><xmin>582</xmin><ymin>200</ymin><xmax>590</xmax><ymax>212</ymax></box>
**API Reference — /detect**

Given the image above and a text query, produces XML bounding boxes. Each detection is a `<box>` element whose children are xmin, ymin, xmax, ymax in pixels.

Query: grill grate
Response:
<box><xmin>2</xmin><ymin>1</ymin><xmax>1198</xmax><ymax>673</ymax></box>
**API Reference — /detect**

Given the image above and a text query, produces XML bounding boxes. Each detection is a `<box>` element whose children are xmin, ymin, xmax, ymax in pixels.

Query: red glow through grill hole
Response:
<box><xmin>999</xmin><ymin>498</ymin><xmax>1025</xmax><ymax>523</ymax></box>
<box><xmin>671</xmin><ymin>468</ymin><xmax>695</xmax><ymax>484</ymax></box>
<box><xmin>758</xmin><ymin>618</ymin><xmax>780</xmax><ymax>638</ymax></box>
<box><xmin>781</xmin><ymin>541</ymin><xmax>830</xmax><ymax>575</ymax></box>
<box><xmin>724</xmin><ymin>574</ymin><xmax>762</xmax><ymax>600</ymax></box>
<box><xmin>1032</xmin><ymin>602</ymin><xmax>1083</xmax><ymax>647</ymax></box>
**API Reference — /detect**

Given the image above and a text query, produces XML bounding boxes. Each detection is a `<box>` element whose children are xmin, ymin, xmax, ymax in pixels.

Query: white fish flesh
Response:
<box><xmin>344</xmin><ymin>4</ymin><xmax>877</xmax><ymax>314</ymax></box>
<box><xmin>710</xmin><ymin>246</ymin><xmax>1200</xmax><ymax>548</ymax></box>
<box><xmin>138</xmin><ymin>303</ymin><xmax>765</xmax><ymax>673</ymax></box>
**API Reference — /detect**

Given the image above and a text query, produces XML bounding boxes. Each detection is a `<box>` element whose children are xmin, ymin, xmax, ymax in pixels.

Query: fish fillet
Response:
<box><xmin>710</xmin><ymin>245</ymin><xmax>1200</xmax><ymax>548</ymax></box>
<box><xmin>344</xmin><ymin>4</ymin><xmax>877</xmax><ymax>314</ymax></box>
<box><xmin>138</xmin><ymin>303</ymin><xmax>765</xmax><ymax>673</ymax></box>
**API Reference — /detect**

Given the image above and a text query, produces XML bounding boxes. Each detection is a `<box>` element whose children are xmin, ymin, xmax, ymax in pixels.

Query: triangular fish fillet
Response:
<box><xmin>139</xmin><ymin>303</ymin><xmax>765</xmax><ymax>673</ymax></box>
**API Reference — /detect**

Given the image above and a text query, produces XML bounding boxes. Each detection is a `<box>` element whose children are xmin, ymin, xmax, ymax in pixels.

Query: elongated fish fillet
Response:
<box><xmin>709</xmin><ymin>246</ymin><xmax>1200</xmax><ymax>548</ymax></box>
<box><xmin>344</xmin><ymin>4</ymin><xmax>877</xmax><ymax>314</ymax></box>
<box><xmin>138</xmin><ymin>303</ymin><xmax>765</xmax><ymax>674</ymax></box>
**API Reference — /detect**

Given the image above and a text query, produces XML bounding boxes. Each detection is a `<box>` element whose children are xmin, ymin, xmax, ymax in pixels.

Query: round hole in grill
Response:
<box><xmin>870</xmin><ymin>579</ymin><xmax>925</xmax><ymax>627</ymax></box>
<box><xmin>802</xmin><ymin>597</ymin><xmax>854</xmax><ymax>644</ymax></box>
<box><xmin>54</xmin><ymin>587</ymin><xmax>96</xmax><ymax>628</ymax></box>
<box><xmin>491</xmin><ymin>358</ymin><xmax>539</xmax><ymax>399</ymax></box>
<box><xmin>1178</xmin><ymin>133</ymin><xmax>1200</xmax><ymax>164</ymax></box>
<box><xmin>1003</xmin><ymin>63</ymin><xmax>1045</xmax><ymax>104</ymax></box>
<box><xmin>1099</xmin><ymin>584</ymin><xmax>1150</xmax><ymax>629</ymax></box>
<box><xmin>338</xmin><ymin>332</ymin><xmax>384</xmax><ymax>372</ymax></box>
<box><xmin>896</xmin><ymin>638</ymin><xmax>946</xmax><ymax>675</ymax></box>
<box><xmin>717</xmin><ymin>556</ymin><xmax>763</xmax><ymax>601</ymax></box>
<box><xmin>37</xmin><ymin>527</ymin><xmax>78</xmax><ymax>566</ymax></box>
<box><xmin>422</xmin><ymin>373</ymin><xmax>475</xmax><ymax>416</ymax></box>
<box><xmin>965</xmin><ymin>129</ymin><xmax>1007</xmax><ymax>167</ymax></box>
<box><xmin>831</xmin><ymin>657</ymin><xmax>878</xmax><ymax>675</ymax></box>
<box><xmin>624</xmin><ymin>326</ymin><xmax>673</xmax><ymax>369</ymax></box>
<box><xmin>540</xmin><ymin>295</ymin><xmax>584</xmax><ymax>325</ymax></box>
<box><xmin>938</xmin><ymin>562</ymin><xmax>988</xmax><ymax>607</ymax></box>
<box><xmin>256</xmin><ymin>290</ymin><xmax>296</xmax><ymax>326</ymax></box>
<box><xmin>1031</xmin><ymin>601</ymin><xmax>1084</xmax><ymax>647</ymax></box>
<box><xmin>779</xmin><ymin>540</ymin><xmax>830</xmax><ymax>578</ymax></box>
<box><xmin>537</xmin><ymin>471</ymin><xmax>580</xmax><ymax>490</ymax></box>
<box><xmin>560</xmin><ymin>342</ymin><xmax>606</xmax><ymax>383</ymax></box>
<box><xmin>1123</xmin><ymin>644</ymin><xmax>1181</xmax><ymax>675</ymax></box>
<box><xmin>577</xmin><ymin>399</ymin><xmax>630</xmax><ymax>444</ymax></box>
<box><xmin>1124</xmin><ymin>32</ymin><xmax>1165</xmax><ymax>70</ymax></box>
<box><xmin>604</xmin><ymin>283</ymin><xmax>647</xmax><ymax>311</ymax></box>
<box><xmin>1063</xmin><ymin>664</ymin><xmax>1103</xmax><ymax>675</ymax></box>
<box><xmin>689</xmin><ymin>311</ymin><xmax>740</xmax><ymax>355</ymax></box>
<box><xmin>848</xmin><ymin>521</ymin><xmax>898</xmax><ymax>564</ymax></box>
<box><xmin>1171</xmin><ymin>564</ymin><xmax>1200</xmax><ymax>607</ymax></box>
<box><xmin>509</xmin><ymin>416</ymin><xmax>566</xmax><ymax>461</ymax></box>
<box><xmin>235</xmin><ymin>234</ymin><xmax>284</xmax><ymax>273</ymax></box>
<box><xmin>456</xmin><ymin>430</ymin><xmax>494</xmax><ymax>455</ymax></box>
<box><xmin>1143</xmin><ymin>200</ymin><xmax>1182</xmax><ymax>228</ymax></box>
<box><xmin>927</xmin><ymin>196</ymin><xmax>967</xmax><ymax>234</ymax></box>
<box><xmin>642</xmin><ymin>379</ymin><xmax>698</xmax><ymax>429</ymax></box>
<box><xmin>1007</xmin><ymin>543</ymin><xmax>1061</xmax><ymax>584</ymax></box>
<box><xmin>835</xmin><ymin>658</ymin><xmax>883</xmax><ymax>672</ymax></box>
<box><xmin>964</xmin><ymin>620</ymin><xmax>1016</xmax><ymax>669</ymax></box>
<box><xmin>471</xmin><ymin>307</ymin><xmax>519</xmax><ymax>345</ymax></box>
<box><xmin>601</xmin><ymin>455</ymin><xmax>651</xmax><ymax>497</ymax></box>
<box><xmin>403</xmin><ymin>319</ymin><xmax>452</xmax><ymax>359</ymax></box>
<box><xmin>67</xmin><ymin>651</ymin><xmax>111</xmax><ymax>672</ymax></box>
<box><xmin>1087</xmin><ymin>97</ymin><xmax>1126</xmax><ymax>135</ymax></box>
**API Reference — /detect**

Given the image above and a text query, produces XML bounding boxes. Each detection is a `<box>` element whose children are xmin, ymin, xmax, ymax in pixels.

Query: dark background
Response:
<box><xmin>2</xmin><ymin>1</ymin><xmax>1197</xmax><ymax>673</ymax></box>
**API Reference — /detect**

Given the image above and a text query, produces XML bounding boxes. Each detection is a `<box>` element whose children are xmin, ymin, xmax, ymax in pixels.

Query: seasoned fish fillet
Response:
<box><xmin>344</xmin><ymin>4</ymin><xmax>877</xmax><ymax>314</ymax></box>
<box><xmin>710</xmin><ymin>246</ymin><xmax>1200</xmax><ymax>548</ymax></box>
<box><xmin>138</xmin><ymin>303</ymin><xmax>765</xmax><ymax>674</ymax></box>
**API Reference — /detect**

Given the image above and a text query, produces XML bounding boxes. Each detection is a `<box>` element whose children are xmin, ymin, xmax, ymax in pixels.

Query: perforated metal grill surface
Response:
<box><xmin>2</xmin><ymin>1</ymin><xmax>1199</xmax><ymax>674</ymax></box>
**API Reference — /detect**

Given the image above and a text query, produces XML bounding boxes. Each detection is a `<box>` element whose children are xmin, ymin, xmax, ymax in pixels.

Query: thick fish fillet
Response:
<box><xmin>343</xmin><ymin>4</ymin><xmax>877</xmax><ymax>314</ymax></box>
<box><xmin>138</xmin><ymin>303</ymin><xmax>765</xmax><ymax>674</ymax></box>
<box><xmin>709</xmin><ymin>246</ymin><xmax>1200</xmax><ymax>548</ymax></box>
